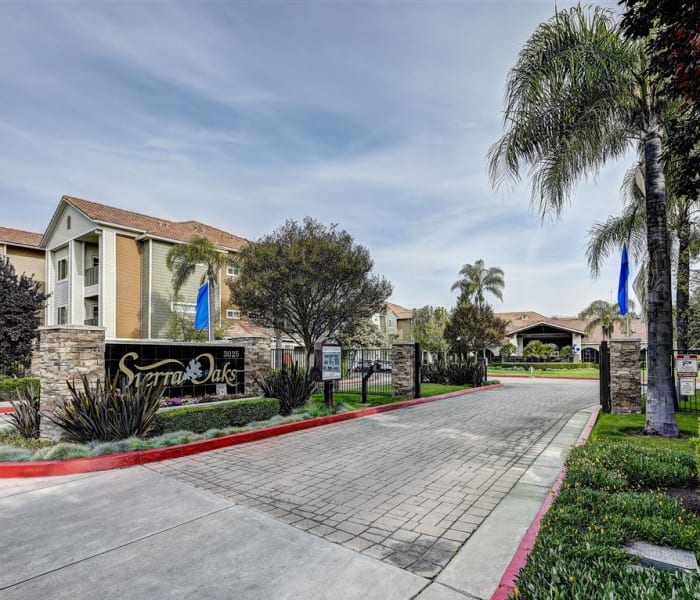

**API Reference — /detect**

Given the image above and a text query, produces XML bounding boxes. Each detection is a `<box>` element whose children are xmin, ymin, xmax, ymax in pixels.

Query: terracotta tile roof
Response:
<box><xmin>0</xmin><ymin>226</ymin><xmax>43</xmax><ymax>248</ymax></box>
<box><xmin>496</xmin><ymin>311</ymin><xmax>647</xmax><ymax>344</ymax></box>
<box><xmin>386</xmin><ymin>302</ymin><xmax>414</xmax><ymax>320</ymax></box>
<box><xmin>63</xmin><ymin>195</ymin><xmax>247</xmax><ymax>251</ymax></box>
<box><xmin>223</xmin><ymin>319</ymin><xmax>300</xmax><ymax>345</ymax></box>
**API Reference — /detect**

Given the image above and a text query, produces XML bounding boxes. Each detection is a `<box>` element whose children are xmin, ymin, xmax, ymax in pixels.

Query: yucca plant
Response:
<box><xmin>257</xmin><ymin>363</ymin><xmax>315</xmax><ymax>415</ymax></box>
<box><xmin>46</xmin><ymin>372</ymin><xmax>166</xmax><ymax>443</ymax></box>
<box><xmin>7</xmin><ymin>383</ymin><xmax>40</xmax><ymax>439</ymax></box>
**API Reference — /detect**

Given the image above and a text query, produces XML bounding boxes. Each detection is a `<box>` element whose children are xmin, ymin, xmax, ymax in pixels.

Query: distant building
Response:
<box><xmin>494</xmin><ymin>311</ymin><xmax>647</xmax><ymax>363</ymax></box>
<box><xmin>0</xmin><ymin>226</ymin><xmax>45</xmax><ymax>289</ymax></box>
<box><xmin>371</xmin><ymin>302</ymin><xmax>415</xmax><ymax>343</ymax></box>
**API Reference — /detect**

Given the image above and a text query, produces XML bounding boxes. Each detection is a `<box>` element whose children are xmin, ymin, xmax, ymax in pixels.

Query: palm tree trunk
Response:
<box><xmin>676</xmin><ymin>213</ymin><xmax>691</xmax><ymax>354</ymax></box>
<box><xmin>643</xmin><ymin>123</ymin><xmax>678</xmax><ymax>436</ymax></box>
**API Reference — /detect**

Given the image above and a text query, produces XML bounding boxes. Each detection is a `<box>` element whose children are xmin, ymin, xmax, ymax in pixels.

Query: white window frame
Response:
<box><xmin>57</xmin><ymin>258</ymin><xmax>68</xmax><ymax>282</ymax></box>
<box><xmin>226</xmin><ymin>265</ymin><xmax>239</xmax><ymax>277</ymax></box>
<box><xmin>226</xmin><ymin>309</ymin><xmax>241</xmax><ymax>320</ymax></box>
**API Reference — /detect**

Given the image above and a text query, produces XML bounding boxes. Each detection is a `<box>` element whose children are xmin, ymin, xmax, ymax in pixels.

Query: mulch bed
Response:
<box><xmin>665</xmin><ymin>488</ymin><xmax>700</xmax><ymax>517</ymax></box>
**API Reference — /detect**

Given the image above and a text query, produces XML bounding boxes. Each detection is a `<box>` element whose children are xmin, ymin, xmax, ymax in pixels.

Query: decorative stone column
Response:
<box><xmin>610</xmin><ymin>338</ymin><xmax>641</xmax><ymax>414</ymax></box>
<box><xmin>238</xmin><ymin>336</ymin><xmax>272</xmax><ymax>396</ymax></box>
<box><xmin>38</xmin><ymin>325</ymin><xmax>106</xmax><ymax>441</ymax></box>
<box><xmin>392</xmin><ymin>342</ymin><xmax>417</xmax><ymax>398</ymax></box>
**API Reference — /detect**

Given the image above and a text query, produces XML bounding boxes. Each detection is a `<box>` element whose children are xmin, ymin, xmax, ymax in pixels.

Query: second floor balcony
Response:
<box><xmin>85</xmin><ymin>266</ymin><xmax>99</xmax><ymax>287</ymax></box>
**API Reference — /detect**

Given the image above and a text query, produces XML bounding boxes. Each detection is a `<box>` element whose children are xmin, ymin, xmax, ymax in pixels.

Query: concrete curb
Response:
<box><xmin>489</xmin><ymin>405</ymin><xmax>601</xmax><ymax>600</ymax></box>
<box><xmin>0</xmin><ymin>384</ymin><xmax>503</xmax><ymax>478</ymax></box>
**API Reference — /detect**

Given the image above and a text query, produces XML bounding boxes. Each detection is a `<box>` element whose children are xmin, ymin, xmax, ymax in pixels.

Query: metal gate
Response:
<box><xmin>599</xmin><ymin>341</ymin><xmax>611</xmax><ymax>413</ymax></box>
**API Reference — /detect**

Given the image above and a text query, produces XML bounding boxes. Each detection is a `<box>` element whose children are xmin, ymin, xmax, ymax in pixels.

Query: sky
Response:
<box><xmin>0</xmin><ymin>0</ymin><xmax>634</xmax><ymax>317</ymax></box>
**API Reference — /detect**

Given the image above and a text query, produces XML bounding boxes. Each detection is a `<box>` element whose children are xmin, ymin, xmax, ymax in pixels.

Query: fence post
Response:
<box><xmin>413</xmin><ymin>342</ymin><xmax>421</xmax><ymax>399</ymax></box>
<box><xmin>599</xmin><ymin>341</ymin><xmax>611</xmax><ymax>413</ymax></box>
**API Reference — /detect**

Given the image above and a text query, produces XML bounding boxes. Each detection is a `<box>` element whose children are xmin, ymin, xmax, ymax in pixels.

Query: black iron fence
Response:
<box><xmin>270</xmin><ymin>347</ymin><xmax>393</xmax><ymax>398</ymax></box>
<box><xmin>0</xmin><ymin>362</ymin><xmax>27</xmax><ymax>379</ymax></box>
<box><xmin>639</xmin><ymin>353</ymin><xmax>699</xmax><ymax>414</ymax></box>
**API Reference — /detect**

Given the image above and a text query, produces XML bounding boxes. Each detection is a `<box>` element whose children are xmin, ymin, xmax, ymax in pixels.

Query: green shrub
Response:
<box><xmin>257</xmin><ymin>363</ymin><xmax>316</xmax><ymax>415</ymax></box>
<box><xmin>47</xmin><ymin>373</ymin><xmax>165</xmax><ymax>443</ymax></box>
<box><xmin>490</xmin><ymin>362</ymin><xmax>598</xmax><ymax>370</ymax></box>
<box><xmin>7</xmin><ymin>383</ymin><xmax>40</xmax><ymax>439</ymax></box>
<box><xmin>148</xmin><ymin>430</ymin><xmax>204</xmax><ymax>447</ymax></box>
<box><xmin>421</xmin><ymin>360</ymin><xmax>485</xmax><ymax>386</ymax></box>
<box><xmin>0</xmin><ymin>377</ymin><xmax>40</xmax><ymax>402</ymax></box>
<box><xmin>566</xmin><ymin>442</ymin><xmax>698</xmax><ymax>491</ymax></box>
<box><xmin>90</xmin><ymin>440</ymin><xmax>130</xmax><ymax>456</ymax></box>
<box><xmin>0</xmin><ymin>444</ymin><xmax>33</xmax><ymax>462</ymax></box>
<box><xmin>151</xmin><ymin>397</ymin><xmax>280</xmax><ymax>435</ymax></box>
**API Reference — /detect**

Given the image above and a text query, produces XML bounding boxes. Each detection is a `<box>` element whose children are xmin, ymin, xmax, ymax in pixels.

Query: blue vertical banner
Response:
<box><xmin>618</xmin><ymin>243</ymin><xmax>629</xmax><ymax>316</ymax></box>
<box><xmin>194</xmin><ymin>281</ymin><xmax>209</xmax><ymax>329</ymax></box>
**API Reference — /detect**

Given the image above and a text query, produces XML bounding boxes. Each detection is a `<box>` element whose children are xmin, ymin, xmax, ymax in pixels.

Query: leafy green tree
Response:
<box><xmin>0</xmin><ymin>256</ymin><xmax>48</xmax><ymax>372</ymax></box>
<box><xmin>336</xmin><ymin>319</ymin><xmax>388</xmax><ymax>349</ymax></box>
<box><xmin>579</xmin><ymin>299</ymin><xmax>636</xmax><ymax>340</ymax></box>
<box><xmin>166</xmin><ymin>236</ymin><xmax>231</xmax><ymax>342</ymax></box>
<box><xmin>450</xmin><ymin>259</ymin><xmax>505</xmax><ymax>308</ymax></box>
<box><xmin>413</xmin><ymin>306</ymin><xmax>450</xmax><ymax>357</ymax></box>
<box><xmin>444</xmin><ymin>303</ymin><xmax>507</xmax><ymax>360</ymax></box>
<box><xmin>559</xmin><ymin>346</ymin><xmax>574</xmax><ymax>361</ymax></box>
<box><xmin>488</xmin><ymin>6</ymin><xmax>677</xmax><ymax>436</ymax></box>
<box><xmin>500</xmin><ymin>342</ymin><xmax>516</xmax><ymax>359</ymax></box>
<box><xmin>523</xmin><ymin>340</ymin><xmax>547</xmax><ymax>361</ymax></box>
<box><xmin>229</xmin><ymin>217</ymin><xmax>392</xmax><ymax>362</ymax></box>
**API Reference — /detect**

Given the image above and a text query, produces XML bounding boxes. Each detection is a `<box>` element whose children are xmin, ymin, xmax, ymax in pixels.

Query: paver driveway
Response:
<box><xmin>149</xmin><ymin>379</ymin><xmax>596</xmax><ymax>577</ymax></box>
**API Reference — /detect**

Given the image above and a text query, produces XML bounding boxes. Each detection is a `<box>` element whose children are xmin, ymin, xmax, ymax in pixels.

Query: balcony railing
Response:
<box><xmin>85</xmin><ymin>266</ymin><xmax>99</xmax><ymax>287</ymax></box>
<box><xmin>84</xmin><ymin>317</ymin><xmax>99</xmax><ymax>326</ymax></box>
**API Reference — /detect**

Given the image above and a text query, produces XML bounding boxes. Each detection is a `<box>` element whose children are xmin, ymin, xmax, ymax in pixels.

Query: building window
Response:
<box><xmin>226</xmin><ymin>265</ymin><xmax>239</xmax><ymax>277</ymax></box>
<box><xmin>57</xmin><ymin>306</ymin><xmax>68</xmax><ymax>325</ymax></box>
<box><xmin>226</xmin><ymin>310</ymin><xmax>241</xmax><ymax>319</ymax></box>
<box><xmin>66</xmin><ymin>216</ymin><xmax>71</xmax><ymax>230</ymax></box>
<box><xmin>57</xmin><ymin>258</ymin><xmax>68</xmax><ymax>281</ymax></box>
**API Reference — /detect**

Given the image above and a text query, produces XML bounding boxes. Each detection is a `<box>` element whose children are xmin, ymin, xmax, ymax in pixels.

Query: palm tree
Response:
<box><xmin>488</xmin><ymin>6</ymin><xmax>677</xmax><ymax>436</ymax></box>
<box><xmin>451</xmin><ymin>259</ymin><xmax>505</xmax><ymax>308</ymax></box>
<box><xmin>166</xmin><ymin>236</ymin><xmax>230</xmax><ymax>342</ymax></box>
<box><xmin>579</xmin><ymin>299</ymin><xmax>636</xmax><ymax>339</ymax></box>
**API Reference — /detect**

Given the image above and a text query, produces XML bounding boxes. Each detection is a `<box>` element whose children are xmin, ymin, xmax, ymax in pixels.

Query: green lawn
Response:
<box><xmin>591</xmin><ymin>413</ymin><xmax>699</xmax><ymax>453</ymax></box>
<box><xmin>420</xmin><ymin>383</ymin><xmax>471</xmax><ymax>397</ymax></box>
<box><xmin>488</xmin><ymin>367</ymin><xmax>600</xmax><ymax>379</ymax></box>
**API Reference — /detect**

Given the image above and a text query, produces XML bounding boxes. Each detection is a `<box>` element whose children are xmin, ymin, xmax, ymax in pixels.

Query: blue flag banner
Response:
<box><xmin>194</xmin><ymin>282</ymin><xmax>209</xmax><ymax>329</ymax></box>
<box><xmin>618</xmin><ymin>243</ymin><xmax>629</xmax><ymax>316</ymax></box>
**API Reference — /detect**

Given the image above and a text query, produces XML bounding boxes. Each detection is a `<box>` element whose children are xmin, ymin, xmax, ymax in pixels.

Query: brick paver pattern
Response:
<box><xmin>148</xmin><ymin>381</ymin><xmax>596</xmax><ymax>577</ymax></box>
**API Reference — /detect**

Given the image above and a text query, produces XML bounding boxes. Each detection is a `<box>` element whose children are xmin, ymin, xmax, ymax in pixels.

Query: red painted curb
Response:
<box><xmin>0</xmin><ymin>384</ymin><xmax>504</xmax><ymax>478</ymax></box>
<box><xmin>0</xmin><ymin>406</ymin><xmax>13</xmax><ymax>414</ymax></box>
<box><xmin>493</xmin><ymin>374</ymin><xmax>600</xmax><ymax>382</ymax></box>
<box><xmin>490</xmin><ymin>405</ymin><xmax>601</xmax><ymax>600</ymax></box>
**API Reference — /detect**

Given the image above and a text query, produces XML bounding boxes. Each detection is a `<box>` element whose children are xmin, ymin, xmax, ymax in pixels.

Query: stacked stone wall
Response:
<box><xmin>392</xmin><ymin>343</ymin><xmax>417</xmax><ymax>398</ymax></box>
<box><xmin>610</xmin><ymin>338</ymin><xmax>641</xmax><ymax>414</ymax></box>
<box><xmin>238</xmin><ymin>336</ymin><xmax>272</xmax><ymax>396</ymax></box>
<box><xmin>38</xmin><ymin>326</ymin><xmax>106</xmax><ymax>441</ymax></box>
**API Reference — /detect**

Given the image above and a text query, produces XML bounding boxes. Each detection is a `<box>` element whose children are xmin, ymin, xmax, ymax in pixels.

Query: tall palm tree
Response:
<box><xmin>166</xmin><ymin>236</ymin><xmax>230</xmax><ymax>342</ymax></box>
<box><xmin>450</xmin><ymin>259</ymin><xmax>505</xmax><ymax>308</ymax></box>
<box><xmin>579</xmin><ymin>299</ymin><xmax>636</xmax><ymax>339</ymax></box>
<box><xmin>488</xmin><ymin>6</ymin><xmax>677</xmax><ymax>435</ymax></box>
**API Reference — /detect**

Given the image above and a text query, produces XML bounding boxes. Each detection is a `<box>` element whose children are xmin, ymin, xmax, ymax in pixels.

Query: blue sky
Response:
<box><xmin>0</xmin><ymin>0</ymin><xmax>632</xmax><ymax>316</ymax></box>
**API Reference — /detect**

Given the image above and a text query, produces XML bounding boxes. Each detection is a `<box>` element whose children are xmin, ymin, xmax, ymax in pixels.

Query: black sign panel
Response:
<box><xmin>105</xmin><ymin>343</ymin><xmax>245</xmax><ymax>399</ymax></box>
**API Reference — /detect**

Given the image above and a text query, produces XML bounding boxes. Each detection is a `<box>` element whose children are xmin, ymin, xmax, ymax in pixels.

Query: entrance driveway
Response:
<box><xmin>1</xmin><ymin>379</ymin><xmax>596</xmax><ymax>599</ymax></box>
<box><xmin>148</xmin><ymin>379</ymin><xmax>596</xmax><ymax>577</ymax></box>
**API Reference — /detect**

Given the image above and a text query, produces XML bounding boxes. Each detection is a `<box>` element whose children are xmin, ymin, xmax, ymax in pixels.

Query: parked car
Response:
<box><xmin>353</xmin><ymin>359</ymin><xmax>392</xmax><ymax>373</ymax></box>
<box><xmin>353</xmin><ymin>360</ymin><xmax>376</xmax><ymax>372</ymax></box>
<box><xmin>375</xmin><ymin>360</ymin><xmax>392</xmax><ymax>372</ymax></box>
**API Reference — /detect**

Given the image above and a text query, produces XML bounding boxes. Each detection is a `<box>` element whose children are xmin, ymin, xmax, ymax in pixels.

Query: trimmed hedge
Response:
<box><xmin>490</xmin><ymin>362</ymin><xmax>598</xmax><ymax>371</ymax></box>
<box><xmin>0</xmin><ymin>377</ymin><xmax>40</xmax><ymax>401</ymax></box>
<box><xmin>151</xmin><ymin>397</ymin><xmax>280</xmax><ymax>435</ymax></box>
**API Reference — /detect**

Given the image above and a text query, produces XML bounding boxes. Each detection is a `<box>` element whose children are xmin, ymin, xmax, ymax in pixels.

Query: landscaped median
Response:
<box><xmin>0</xmin><ymin>382</ymin><xmax>502</xmax><ymax>477</ymax></box>
<box><xmin>493</xmin><ymin>413</ymin><xmax>700</xmax><ymax>600</ymax></box>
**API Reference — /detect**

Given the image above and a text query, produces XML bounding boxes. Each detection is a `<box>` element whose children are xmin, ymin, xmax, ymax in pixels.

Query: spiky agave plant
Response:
<box><xmin>7</xmin><ymin>383</ymin><xmax>40</xmax><ymax>439</ymax></box>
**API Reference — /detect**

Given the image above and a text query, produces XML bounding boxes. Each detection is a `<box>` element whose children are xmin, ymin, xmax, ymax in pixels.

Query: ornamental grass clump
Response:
<box><xmin>46</xmin><ymin>372</ymin><xmax>166</xmax><ymax>443</ymax></box>
<box><xmin>7</xmin><ymin>383</ymin><xmax>40</xmax><ymax>439</ymax></box>
<box><xmin>257</xmin><ymin>363</ymin><xmax>316</xmax><ymax>415</ymax></box>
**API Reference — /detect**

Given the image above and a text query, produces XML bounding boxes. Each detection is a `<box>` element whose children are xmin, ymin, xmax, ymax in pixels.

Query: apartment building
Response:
<box><xmin>41</xmin><ymin>195</ymin><xmax>250</xmax><ymax>340</ymax></box>
<box><xmin>0</xmin><ymin>226</ymin><xmax>45</xmax><ymax>289</ymax></box>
